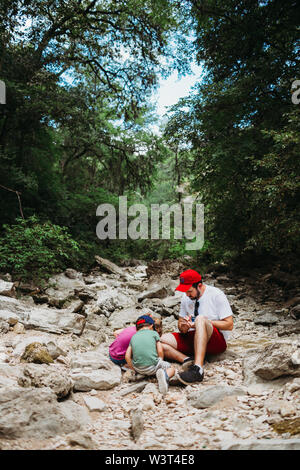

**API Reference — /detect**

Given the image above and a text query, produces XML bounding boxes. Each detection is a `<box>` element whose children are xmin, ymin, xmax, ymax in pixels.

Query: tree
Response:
<box><xmin>166</xmin><ymin>0</ymin><xmax>300</xmax><ymax>263</ymax></box>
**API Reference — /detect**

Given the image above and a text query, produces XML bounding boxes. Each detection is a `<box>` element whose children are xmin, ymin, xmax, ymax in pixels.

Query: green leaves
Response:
<box><xmin>163</xmin><ymin>0</ymin><xmax>300</xmax><ymax>264</ymax></box>
<box><xmin>0</xmin><ymin>216</ymin><xmax>80</xmax><ymax>281</ymax></box>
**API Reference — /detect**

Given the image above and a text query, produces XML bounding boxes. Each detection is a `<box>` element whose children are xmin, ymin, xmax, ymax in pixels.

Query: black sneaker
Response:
<box><xmin>181</xmin><ymin>357</ymin><xmax>194</xmax><ymax>371</ymax></box>
<box><xmin>178</xmin><ymin>365</ymin><xmax>204</xmax><ymax>385</ymax></box>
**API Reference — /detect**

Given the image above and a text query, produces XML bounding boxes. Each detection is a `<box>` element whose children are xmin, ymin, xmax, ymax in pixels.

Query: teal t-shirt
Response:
<box><xmin>130</xmin><ymin>329</ymin><xmax>160</xmax><ymax>367</ymax></box>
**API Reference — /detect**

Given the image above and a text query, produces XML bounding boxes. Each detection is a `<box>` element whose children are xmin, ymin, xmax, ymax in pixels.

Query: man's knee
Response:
<box><xmin>195</xmin><ymin>316</ymin><xmax>213</xmax><ymax>334</ymax></box>
<box><xmin>160</xmin><ymin>333</ymin><xmax>177</xmax><ymax>349</ymax></box>
<box><xmin>194</xmin><ymin>316</ymin><xmax>207</xmax><ymax>327</ymax></box>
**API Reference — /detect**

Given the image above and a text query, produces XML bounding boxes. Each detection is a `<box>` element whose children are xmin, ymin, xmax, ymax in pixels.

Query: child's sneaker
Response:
<box><xmin>156</xmin><ymin>368</ymin><xmax>169</xmax><ymax>395</ymax></box>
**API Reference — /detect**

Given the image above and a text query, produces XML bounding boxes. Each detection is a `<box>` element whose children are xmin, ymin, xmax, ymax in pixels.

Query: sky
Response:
<box><xmin>154</xmin><ymin>63</ymin><xmax>203</xmax><ymax>118</ymax></box>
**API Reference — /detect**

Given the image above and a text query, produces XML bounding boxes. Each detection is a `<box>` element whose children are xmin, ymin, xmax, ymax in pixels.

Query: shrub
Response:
<box><xmin>0</xmin><ymin>215</ymin><xmax>80</xmax><ymax>281</ymax></box>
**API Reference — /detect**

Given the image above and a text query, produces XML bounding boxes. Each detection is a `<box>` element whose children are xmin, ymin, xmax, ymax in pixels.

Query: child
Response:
<box><xmin>125</xmin><ymin>315</ymin><xmax>175</xmax><ymax>395</ymax></box>
<box><xmin>109</xmin><ymin>316</ymin><xmax>162</xmax><ymax>369</ymax></box>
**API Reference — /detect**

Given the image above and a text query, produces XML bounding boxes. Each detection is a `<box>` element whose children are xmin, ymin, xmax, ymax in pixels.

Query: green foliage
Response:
<box><xmin>1</xmin><ymin>0</ymin><xmax>299</xmax><ymax>280</ymax></box>
<box><xmin>0</xmin><ymin>216</ymin><xmax>80</xmax><ymax>280</ymax></box>
<box><xmin>165</xmin><ymin>0</ymin><xmax>300</xmax><ymax>265</ymax></box>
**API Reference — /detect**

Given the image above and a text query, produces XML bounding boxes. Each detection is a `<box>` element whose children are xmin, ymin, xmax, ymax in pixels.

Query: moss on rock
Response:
<box><xmin>271</xmin><ymin>417</ymin><xmax>300</xmax><ymax>436</ymax></box>
<box><xmin>21</xmin><ymin>342</ymin><xmax>54</xmax><ymax>364</ymax></box>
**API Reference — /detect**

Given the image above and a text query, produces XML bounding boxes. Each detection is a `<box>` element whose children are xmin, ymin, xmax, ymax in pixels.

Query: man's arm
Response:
<box><xmin>125</xmin><ymin>345</ymin><xmax>134</xmax><ymax>370</ymax></box>
<box><xmin>210</xmin><ymin>315</ymin><xmax>233</xmax><ymax>331</ymax></box>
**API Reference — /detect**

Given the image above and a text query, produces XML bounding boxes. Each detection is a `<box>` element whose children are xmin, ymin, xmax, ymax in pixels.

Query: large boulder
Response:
<box><xmin>11</xmin><ymin>336</ymin><xmax>67</xmax><ymax>360</ymax></box>
<box><xmin>0</xmin><ymin>387</ymin><xmax>90</xmax><ymax>439</ymax></box>
<box><xmin>18</xmin><ymin>364</ymin><xmax>73</xmax><ymax>398</ymax></box>
<box><xmin>70</xmin><ymin>349</ymin><xmax>111</xmax><ymax>370</ymax></box>
<box><xmin>243</xmin><ymin>342</ymin><xmax>300</xmax><ymax>383</ymax></box>
<box><xmin>0</xmin><ymin>295</ymin><xmax>86</xmax><ymax>335</ymax></box>
<box><xmin>108</xmin><ymin>307</ymin><xmax>155</xmax><ymax>329</ymax></box>
<box><xmin>137</xmin><ymin>280</ymin><xmax>174</xmax><ymax>302</ymax></box>
<box><xmin>69</xmin><ymin>349</ymin><xmax>121</xmax><ymax>391</ymax></box>
<box><xmin>187</xmin><ymin>385</ymin><xmax>246</xmax><ymax>409</ymax></box>
<box><xmin>146</xmin><ymin>260</ymin><xmax>185</xmax><ymax>280</ymax></box>
<box><xmin>45</xmin><ymin>272</ymin><xmax>86</xmax><ymax>308</ymax></box>
<box><xmin>71</xmin><ymin>368</ymin><xmax>121</xmax><ymax>391</ymax></box>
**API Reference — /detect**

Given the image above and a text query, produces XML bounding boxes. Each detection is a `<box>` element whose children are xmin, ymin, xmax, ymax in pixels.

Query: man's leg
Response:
<box><xmin>178</xmin><ymin>317</ymin><xmax>213</xmax><ymax>385</ymax></box>
<box><xmin>193</xmin><ymin>316</ymin><xmax>214</xmax><ymax>367</ymax></box>
<box><xmin>160</xmin><ymin>333</ymin><xmax>189</xmax><ymax>363</ymax></box>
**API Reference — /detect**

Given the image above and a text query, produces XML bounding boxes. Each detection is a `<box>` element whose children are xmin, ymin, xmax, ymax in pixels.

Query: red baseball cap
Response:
<box><xmin>175</xmin><ymin>269</ymin><xmax>202</xmax><ymax>292</ymax></box>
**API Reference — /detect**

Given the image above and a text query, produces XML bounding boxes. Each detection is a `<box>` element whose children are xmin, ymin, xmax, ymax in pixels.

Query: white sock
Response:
<box><xmin>194</xmin><ymin>364</ymin><xmax>204</xmax><ymax>374</ymax></box>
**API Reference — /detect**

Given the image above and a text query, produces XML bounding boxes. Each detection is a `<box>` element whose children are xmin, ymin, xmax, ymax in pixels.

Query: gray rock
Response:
<box><xmin>0</xmin><ymin>295</ymin><xmax>86</xmax><ymax>335</ymax></box>
<box><xmin>82</xmin><ymin>396</ymin><xmax>107</xmax><ymax>412</ymax></box>
<box><xmin>12</xmin><ymin>336</ymin><xmax>66</xmax><ymax>360</ymax></box>
<box><xmin>18</xmin><ymin>364</ymin><xmax>73</xmax><ymax>398</ymax></box>
<box><xmin>0</xmin><ymin>320</ymin><xmax>10</xmax><ymax>334</ymax></box>
<box><xmin>45</xmin><ymin>273</ymin><xmax>86</xmax><ymax>307</ymax></box>
<box><xmin>108</xmin><ymin>307</ymin><xmax>155</xmax><ymax>329</ymax></box>
<box><xmin>74</xmin><ymin>287</ymin><xmax>97</xmax><ymax>302</ymax></box>
<box><xmin>83</xmin><ymin>313</ymin><xmax>108</xmax><ymax>333</ymax></box>
<box><xmin>46</xmin><ymin>341</ymin><xmax>67</xmax><ymax>360</ymax></box>
<box><xmin>277</xmin><ymin>320</ymin><xmax>300</xmax><ymax>337</ymax></box>
<box><xmin>92</xmin><ymin>289</ymin><xmax>135</xmax><ymax>318</ymax></box>
<box><xmin>0</xmin><ymin>387</ymin><xmax>90</xmax><ymax>438</ymax></box>
<box><xmin>46</xmin><ymin>289</ymin><xmax>75</xmax><ymax>309</ymax></box>
<box><xmin>119</xmin><ymin>381</ymin><xmax>148</xmax><ymax>397</ymax></box>
<box><xmin>67</xmin><ymin>431</ymin><xmax>97</xmax><ymax>449</ymax></box>
<box><xmin>291</xmin><ymin>305</ymin><xmax>300</xmax><ymax>320</ymax></box>
<box><xmin>13</xmin><ymin>322</ymin><xmax>25</xmax><ymax>334</ymax></box>
<box><xmin>20</xmin><ymin>342</ymin><xmax>54</xmax><ymax>364</ymax></box>
<box><xmin>187</xmin><ymin>385</ymin><xmax>246</xmax><ymax>409</ymax></box>
<box><xmin>254</xmin><ymin>313</ymin><xmax>279</xmax><ymax>325</ymax></box>
<box><xmin>0</xmin><ymin>296</ymin><xmax>24</xmax><ymax>316</ymax></box>
<box><xmin>95</xmin><ymin>256</ymin><xmax>124</xmax><ymax>277</ymax></box>
<box><xmin>47</xmin><ymin>272</ymin><xmax>85</xmax><ymax>291</ymax></box>
<box><xmin>130</xmin><ymin>408</ymin><xmax>144</xmax><ymax>442</ymax></box>
<box><xmin>65</xmin><ymin>299</ymin><xmax>85</xmax><ymax>314</ymax></box>
<box><xmin>70</xmin><ymin>349</ymin><xmax>121</xmax><ymax>391</ymax></box>
<box><xmin>65</xmin><ymin>268</ymin><xmax>79</xmax><ymax>279</ymax></box>
<box><xmin>252</xmin><ymin>343</ymin><xmax>300</xmax><ymax>380</ymax></box>
<box><xmin>0</xmin><ymin>364</ymin><xmax>23</xmax><ymax>388</ymax></box>
<box><xmin>126</xmin><ymin>281</ymin><xmax>144</xmax><ymax>291</ymax></box>
<box><xmin>0</xmin><ymin>273</ymin><xmax>12</xmax><ymax>282</ymax></box>
<box><xmin>71</xmin><ymin>368</ymin><xmax>121</xmax><ymax>391</ymax></box>
<box><xmin>70</xmin><ymin>349</ymin><xmax>111</xmax><ymax>370</ymax></box>
<box><xmin>222</xmin><ymin>439</ymin><xmax>300</xmax><ymax>450</ymax></box>
<box><xmin>137</xmin><ymin>280</ymin><xmax>174</xmax><ymax>302</ymax></box>
<box><xmin>0</xmin><ymin>280</ymin><xmax>15</xmax><ymax>298</ymax></box>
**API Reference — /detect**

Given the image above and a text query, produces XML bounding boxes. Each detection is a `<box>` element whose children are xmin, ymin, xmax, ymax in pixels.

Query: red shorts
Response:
<box><xmin>172</xmin><ymin>326</ymin><xmax>227</xmax><ymax>356</ymax></box>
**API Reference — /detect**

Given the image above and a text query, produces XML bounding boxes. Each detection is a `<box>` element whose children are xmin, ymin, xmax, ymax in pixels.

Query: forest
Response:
<box><xmin>0</xmin><ymin>0</ymin><xmax>299</xmax><ymax>281</ymax></box>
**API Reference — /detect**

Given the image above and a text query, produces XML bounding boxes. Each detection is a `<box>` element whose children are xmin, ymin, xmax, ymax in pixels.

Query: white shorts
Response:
<box><xmin>133</xmin><ymin>357</ymin><xmax>171</xmax><ymax>376</ymax></box>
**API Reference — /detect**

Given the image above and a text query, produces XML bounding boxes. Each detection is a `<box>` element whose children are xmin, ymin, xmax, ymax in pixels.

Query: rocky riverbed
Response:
<box><xmin>0</xmin><ymin>258</ymin><xmax>300</xmax><ymax>450</ymax></box>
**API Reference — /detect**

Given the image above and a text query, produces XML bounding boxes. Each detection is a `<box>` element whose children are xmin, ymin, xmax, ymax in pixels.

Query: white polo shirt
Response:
<box><xmin>179</xmin><ymin>284</ymin><xmax>233</xmax><ymax>342</ymax></box>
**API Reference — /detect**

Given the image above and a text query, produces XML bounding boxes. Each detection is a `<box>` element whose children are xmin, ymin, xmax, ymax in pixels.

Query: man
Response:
<box><xmin>160</xmin><ymin>269</ymin><xmax>233</xmax><ymax>385</ymax></box>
